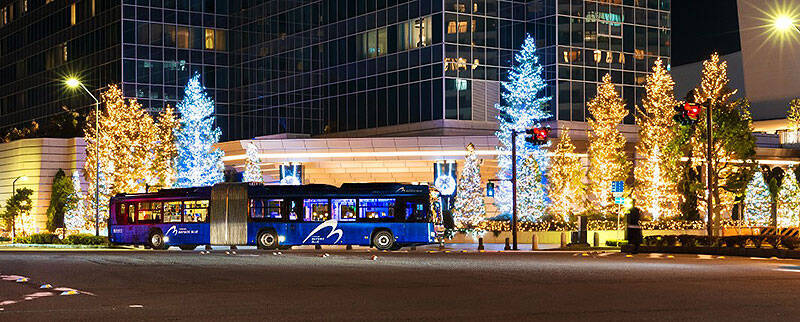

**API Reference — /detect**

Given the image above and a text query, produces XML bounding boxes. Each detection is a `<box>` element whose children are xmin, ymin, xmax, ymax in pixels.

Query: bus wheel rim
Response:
<box><xmin>378</xmin><ymin>235</ymin><xmax>389</xmax><ymax>247</ymax></box>
<box><xmin>262</xmin><ymin>234</ymin><xmax>274</xmax><ymax>246</ymax></box>
<box><xmin>152</xmin><ymin>234</ymin><xmax>161</xmax><ymax>246</ymax></box>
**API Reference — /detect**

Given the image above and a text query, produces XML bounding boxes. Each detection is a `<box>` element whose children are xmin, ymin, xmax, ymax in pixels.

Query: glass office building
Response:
<box><xmin>0</xmin><ymin>0</ymin><xmax>229</xmax><ymax>137</ymax></box>
<box><xmin>1</xmin><ymin>0</ymin><xmax>670</xmax><ymax>141</ymax></box>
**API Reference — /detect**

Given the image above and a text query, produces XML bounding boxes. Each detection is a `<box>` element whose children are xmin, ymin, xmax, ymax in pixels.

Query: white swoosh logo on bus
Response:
<box><xmin>166</xmin><ymin>225</ymin><xmax>178</xmax><ymax>236</ymax></box>
<box><xmin>303</xmin><ymin>219</ymin><xmax>343</xmax><ymax>244</ymax></box>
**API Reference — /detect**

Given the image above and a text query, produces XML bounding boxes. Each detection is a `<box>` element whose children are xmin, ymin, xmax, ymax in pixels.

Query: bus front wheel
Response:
<box><xmin>257</xmin><ymin>230</ymin><xmax>279</xmax><ymax>250</ymax></box>
<box><xmin>148</xmin><ymin>231</ymin><xmax>168</xmax><ymax>250</ymax></box>
<box><xmin>372</xmin><ymin>230</ymin><xmax>395</xmax><ymax>251</ymax></box>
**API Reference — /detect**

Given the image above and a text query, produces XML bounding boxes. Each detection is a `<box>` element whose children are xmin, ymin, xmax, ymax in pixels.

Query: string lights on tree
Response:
<box><xmin>587</xmin><ymin>74</ymin><xmax>630</xmax><ymax>213</ymax></box>
<box><xmin>243</xmin><ymin>142</ymin><xmax>264</xmax><ymax>183</ymax></box>
<box><xmin>452</xmin><ymin>143</ymin><xmax>486</xmax><ymax>229</ymax></box>
<box><xmin>745</xmin><ymin>170</ymin><xmax>771</xmax><ymax>226</ymax></box>
<box><xmin>494</xmin><ymin>35</ymin><xmax>551</xmax><ymax>220</ymax></box>
<box><xmin>546</xmin><ymin>128</ymin><xmax>585</xmax><ymax>221</ymax></box>
<box><xmin>516</xmin><ymin>155</ymin><xmax>547</xmax><ymax>221</ymax></box>
<box><xmin>64</xmin><ymin>170</ymin><xmax>88</xmax><ymax>233</ymax></box>
<box><xmin>634</xmin><ymin>59</ymin><xmax>681</xmax><ymax>220</ymax></box>
<box><xmin>151</xmin><ymin>106</ymin><xmax>179</xmax><ymax>189</ymax></box>
<box><xmin>174</xmin><ymin>73</ymin><xmax>225</xmax><ymax>188</ymax></box>
<box><xmin>777</xmin><ymin>168</ymin><xmax>800</xmax><ymax>228</ymax></box>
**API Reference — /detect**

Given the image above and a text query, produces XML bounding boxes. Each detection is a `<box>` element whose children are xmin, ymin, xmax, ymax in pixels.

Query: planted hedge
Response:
<box><xmin>643</xmin><ymin>234</ymin><xmax>800</xmax><ymax>250</ymax></box>
<box><xmin>13</xmin><ymin>233</ymin><xmax>108</xmax><ymax>245</ymax></box>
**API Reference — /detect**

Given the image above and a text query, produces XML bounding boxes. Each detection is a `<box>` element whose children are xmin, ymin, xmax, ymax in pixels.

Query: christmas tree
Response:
<box><xmin>174</xmin><ymin>73</ymin><xmax>225</xmax><ymax>188</ymax></box>
<box><xmin>547</xmin><ymin>129</ymin><xmax>585</xmax><ymax>221</ymax></box>
<box><xmin>452</xmin><ymin>143</ymin><xmax>486</xmax><ymax>229</ymax></box>
<box><xmin>634</xmin><ymin>59</ymin><xmax>681</xmax><ymax>220</ymax></box>
<box><xmin>494</xmin><ymin>35</ymin><xmax>551</xmax><ymax>219</ymax></box>
<box><xmin>243</xmin><ymin>142</ymin><xmax>264</xmax><ymax>183</ymax></box>
<box><xmin>517</xmin><ymin>155</ymin><xmax>547</xmax><ymax>221</ymax></box>
<box><xmin>587</xmin><ymin>74</ymin><xmax>630</xmax><ymax>212</ymax></box>
<box><xmin>64</xmin><ymin>170</ymin><xmax>88</xmax><ymax>233</ymax></box>
<box><xmin>151</xmin><ymin>106</ymin><xmax>179</xmax><ymax>189</ymax></box>
<box><xmin>745</xmin><ymin>170</ymin><xmax>771</xmax><ymax>226</ymax></box>
<box><xmin>777</xmin><ymin>168</ymin><xmax>800</xmax><ymax>228</ymax></box>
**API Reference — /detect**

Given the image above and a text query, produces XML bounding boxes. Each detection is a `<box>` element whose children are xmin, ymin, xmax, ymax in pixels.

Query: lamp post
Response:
<box><xmin>66</xmin><ymin>77</ymin><xmax>101</xmax><ymax>237</ymax></box>
<box><xmin>10</xmin><ymin>176</ymin><xmax>27</xmax><ymax>242</ymax></box>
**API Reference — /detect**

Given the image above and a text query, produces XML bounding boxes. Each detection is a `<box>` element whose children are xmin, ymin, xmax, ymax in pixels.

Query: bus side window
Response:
<box><xmin>304</xmin><ymin>199</ymin><xmax>330</xmax><ymax>221</ymax></box>
<box><xmin>117</xmin><ymin>203</ymin><xmax>127</xmax><ymax>225</ymax></box>
<box><xmin>127</xmin><ymin>204</ymin><xmax>136</xmax><ymax>223</ymax></box>
<box><xmin>284</xmin><ymin>199</ymin><xmax>301</xmax><ymax>221</ymax></box>
<box><xmin>250</xmin><ymin>199</ymin><xmax>265</xmax><ymax>220</ymax></box>
<box><xmin>163</xmin><ymin>201</ymin><xmax>182</xmax><ymax>223</ymax></box>
<box><xmin>358</xmin><ymin>198</ymin><xmax>395</xmax><ymax>221</ymax></box>
<box><xmin>405</xmin><ymin>201</ymin><xmax>428</xmax><ymax>222</ymax></box>
<box><xmin>184</xmin><ymin>200</ymin><xmax>209</xmax><ymax>223</ymax></box>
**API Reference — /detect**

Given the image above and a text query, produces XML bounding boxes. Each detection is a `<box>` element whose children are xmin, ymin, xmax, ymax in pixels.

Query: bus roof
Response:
<box><xmin>110</xmin><ymin>183</ymin><xmax>429</xmax><ymax>202</ymax></box>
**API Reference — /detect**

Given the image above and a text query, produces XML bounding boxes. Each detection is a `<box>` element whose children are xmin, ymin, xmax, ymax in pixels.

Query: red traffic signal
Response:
<box><xmin>525</xmin><ymin>126</ymin><xmax>551</xmax><ymax>145</ymax></box>
<box><xmin>684</xmin><ymin>103</ymin><xmax>701</xmax><ymax>121</ymax></box>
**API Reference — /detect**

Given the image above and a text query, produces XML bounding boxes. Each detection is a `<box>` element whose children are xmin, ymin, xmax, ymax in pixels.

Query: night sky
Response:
<box><xmin>671</xmin><ymin>0</ymin><xmax>742</xmax><ymax>66</ymax></box>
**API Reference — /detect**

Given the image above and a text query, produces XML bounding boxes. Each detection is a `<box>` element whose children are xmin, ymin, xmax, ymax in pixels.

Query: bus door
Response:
<box><xmin>209</xmin><ymin>183</ymin><xmax>248</xmax><ymax>245</ymax></box>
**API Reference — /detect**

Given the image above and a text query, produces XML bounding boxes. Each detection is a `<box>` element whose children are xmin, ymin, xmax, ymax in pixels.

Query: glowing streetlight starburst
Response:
<box><xmin>774</xmin><ymin>15</ymin><xmax>796</xmax><ymax>32</ymax></box>
<box><xmin>65</xmin><ymin>77</ymin><xmax>81</xmax><ymax>88</ymax></box>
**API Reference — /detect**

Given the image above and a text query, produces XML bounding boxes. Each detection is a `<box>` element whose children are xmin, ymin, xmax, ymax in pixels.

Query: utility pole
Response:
<box><xmin>511</xmin><ymin>130</ymin><xmax>518</xmax><ymax>251</ymax></box>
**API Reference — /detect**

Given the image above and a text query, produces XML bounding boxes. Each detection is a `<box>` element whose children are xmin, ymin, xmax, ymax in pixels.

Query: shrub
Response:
<box><xmin>662</xmin><ymin>235</ymin><xmax>678</xmax><ymax>246</ymax></box>
<box><xmin>781</xmin><ymin>237</ymin><xmax>800</xmax><ymax>250</ymax></box>
<box><xmin>677</xmin><ymin>235</ymin><xmax>697</xmax><ymax>247</ymax></box>
<box><xmin>749</xmin><ymin>236</ymin><xmax>765</xmax><ymax>248</ymax></box>
<box><xmin>606</xmin><ymin>240</ymin><xmax>628</xmax><ymax>247</ymax></box>
<box><xmin>695</xmin><ymin>236</ymin><xmax>720</xmax><ymax>247</ymax></box>
<box><xmin>723</xmin><ymin>237</ymin><xmax>737</xmax><ymax>248</ymax></box>
<box><xmin>765</xmin><ymin>235</ymin><xmax>782</xmax><ymax>249</ymax></box>
<box><xmin>65</xmin><ymin>234</ymin><xmax>108</xmax><ymax>245</ymax></box>
<box><xmin>644</xmin><ymin>236</ymin><xmax>660</xmax><ymax>246</ymax></box>
<box><xmin>0</xmin><ymin>236</ymin><xmax>10</xmax><ymax>242</ymax></box>
<box><xmin>21</xmin><ymin>233</ymin><xmax>62</xmax><ymax>244</ymax></box>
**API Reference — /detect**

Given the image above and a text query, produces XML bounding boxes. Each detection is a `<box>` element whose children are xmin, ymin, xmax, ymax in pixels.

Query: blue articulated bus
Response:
<box><xmin>108</xmin><ymin>183</ymin><xmax>439</xmax><ymax>251</ymax></box>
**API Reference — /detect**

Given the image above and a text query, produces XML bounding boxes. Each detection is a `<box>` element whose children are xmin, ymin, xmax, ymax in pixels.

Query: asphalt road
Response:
<box><xmin>2</xmin><ymin>248</ymin><xmax>800</xmax><ymax>321</ymax></box>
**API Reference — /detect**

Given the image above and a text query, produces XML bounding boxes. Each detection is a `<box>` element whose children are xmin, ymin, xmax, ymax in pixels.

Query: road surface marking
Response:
<box><xmin>129</xmin><ymin>304</ymin><xmax>144</xmax><ymax>308</ymax></box>
<box><xmin>697</xmin><ymin>255</ymin><xmax>713</xmax><ymax>260</ymax></box>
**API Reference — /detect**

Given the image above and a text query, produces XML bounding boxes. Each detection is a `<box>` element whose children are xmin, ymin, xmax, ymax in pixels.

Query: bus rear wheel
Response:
<box><xmin>257</xmin><ymin>230</ymin><xmax>279</xmax><ymax>250</ymax></box>
<box><xmin>148</xmin><ymin>231</ymin><xmax>168</xmax><ymax>250</ymax></box>
<box><xmin>372</xmin><ymin>230</ymin><xmax>395</xmax><ymax>251</ymax></box>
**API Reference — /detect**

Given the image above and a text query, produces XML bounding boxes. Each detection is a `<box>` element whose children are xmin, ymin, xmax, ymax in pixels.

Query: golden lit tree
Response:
<box><xmin>547</xmin><ymin>128</ymin><xmax>585</xmax><ymax>220</ymax></box>
<box><xmin>84</xmin><ymin>85</ymin><xmax>165</xmax><ymax>232</ymax></box>
<box><xmin>672</xmin><ymin>53</ymin><xmax>756</xmax><ymax>235</ymax></box>
<box><xmin>788</xmin><ymin>99</ymin><xmax>800</xmax><ymax>131</ymax></box>
<box><xmin>587</xmin><ymin>74</ymin><xmax>630</xmax><ymax>212</ymax></box>
<box><xmin>151</xmin><ymin>106</ymin><xmax>179</xmax><ymax>189</ymax></box>
<box><xmin>634</xmin><ymin>59</ymin><xmax>681</xmax><ymax>220</ymax></box>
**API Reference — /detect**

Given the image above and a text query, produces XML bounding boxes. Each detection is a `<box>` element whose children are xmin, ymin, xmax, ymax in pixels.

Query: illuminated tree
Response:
<box><xmin>494</xmin><ymin>35</ymin><xmax>551</xmax><ymax>218</ymax></box>
<box><xmin>243</xmin><ymin>142</ymin><xmax>263</xmax><ymax>183</ymax></box>
<box><xmin>452</xmin><ymin>143</ymin><xmax>486</xmax><ymax>229</ymax></box>
<box><xmin>587</xmin><ymin>74</ymin><xmax>630</xmax><ymax>212</ymax></box>
<box><xmin>777</xmin><ymin>168</ymin><xmax>800</xmax><ymax>228</ymax></box>
<box><xmin>174</xmin><ymin>73</ymin><xmax>225</xmax><ymax>188</ymax></box>
<box><xmin>45</xmin><ymin>169</ymin><xmax>74</xmax><ymax>232</ymax></box>
<box><xmin>547</xmin><ymin>129</ymin><xmax>585</xmax><ymax>220</ymax></box>
<box><xmin>84</xmin><ymin>85</ymin><xmax>157</xmax><ymax>232</ymax></box>
<box><xmin>0</xmin><ymin>188</ymin><xmax>33</xmax><ymax>237</ymax></box>
<box><xmin>64</xmin><ymin>170</ymin><xmax>88</xmax><ymax>233</ymax></box>
<box><xmin>745</xmin><ymin>170</ymin><xmax>771</xmax><ymax>226</ymax></box>
<box><xmin>671</xmin><ymin>53</ymin><xmax>756</xmax><ymax>235</ymax></box>
<box><xmin>788</xmin><ymin>99</ymin><xmax>800</xmax><ymax>131</ymax></box>
<box><xmin>634</xmin><ymin>59</ymin><xmax>681</xmax><ymax>220</ymax></box>
<box><xmin>151</xmin><ymin>106</ymin><xmax>179</xmax><ymax>189</ymax></box>
<box><xmin>517</xmin><ymin>155</ymin><xmax>547</xmax><ymax>221</ymax></box>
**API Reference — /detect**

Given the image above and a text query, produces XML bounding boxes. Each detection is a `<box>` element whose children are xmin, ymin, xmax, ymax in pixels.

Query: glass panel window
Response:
<box><xmin>137</xmin><ymin>202</ymin><xmax>162</xmax><ymax>222</ymax></box>
<box><xmin>250</xmin><ymin>199</ymin><xmax>282</xmax><ymax>220</ymax></box>
<box><xmin>205</xmin><ymin>28</ymin><xmax>215</xmax><ymax>50</ymax></box>
<box><xmin>405</xmin><ymin>201</ymin><xmax>428</xmax><ymax>222</ymax></box>
<box><xmin>163</xmin><ymin>201</ymin><xmax>182</xmax><ymax>223</ymax></box>
<box><xmin>304</xmin><ymin>199</ymin><xmax>330</xmax><ymax>221</ymax></box>
<box><xmin>359</xmin><ymin>199</ymin><xmax>395</xmax><ymax>220</ymax></box>
<box><xmin>214</xmin><ymin>30</ymin><xmax>226</xmax><ymax>51</ymax></box>
<box><xmin>184</xmin><ymin>200</ymin><xmax>209</xmax><ymax>222</ymax></box>
<box><xmin>250</xmin><ymin>199</ymin><xmax>265</xmax><ymax>219</ymax></box>
<box><xmin>332</xmin><ymin>199</ymin><xmax>357</xmax><ymax>221</ymax></box>
<box><xmin>176</xmin><ymin>27</ymin><xmax>189</xmax><ymax>48</ymax></box>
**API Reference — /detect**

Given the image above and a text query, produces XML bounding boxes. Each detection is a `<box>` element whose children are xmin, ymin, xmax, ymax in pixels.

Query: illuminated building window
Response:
<box><xmin>62</xmin><ymin>43</ymin><xmax>67</xmax><ymax>61</ymax></box>
<box><xmin>458</xmin><ymin>21</ymin><xmax>468</xmax><ymax>33</ymax></box>
<box><xmin>214</xmin><ymin>29</ymin><xmax>226</xmax><ymax>51</ymax></box>
<box><xmin>204</xmin><ymin>28</ymin><xmax>215</xmax><ymax>50</ymax></box>
<box><xmin>176</xmin><ymin>26</ymin><xmax>189</xmax><ymax>48</ymax></box>
<box><xmin>70</xmin><ymin>3</ymin><xmax>76</xmax><ymax>25</ymax></box>
<box><xmin>447</xmin><ymin>21</ymin><xmax>457</xmax><ymax>34</ymax></box>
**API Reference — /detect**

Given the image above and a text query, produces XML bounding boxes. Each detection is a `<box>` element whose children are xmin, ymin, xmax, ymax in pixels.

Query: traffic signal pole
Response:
<box><xmin>706</xmin><ymin>102</ymin><xmax>715</xmax><ymax>237</ymax></box>
<box><xmin>511</xmin><ymin>130</ymin><xmax>519</xmax><ymax>251</ymax></box>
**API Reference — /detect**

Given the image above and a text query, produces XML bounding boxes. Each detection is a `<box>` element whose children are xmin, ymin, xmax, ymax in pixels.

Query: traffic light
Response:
<box><xmin>486</xmin><ymin>182</ymin><xmax>495</xmax><ymax>197</ymax></box>
<box><xmin>673</xmin><ymin>102</ymin><xmax>702</xmax><ymax>126</ymax></box>
<box><xmin>525</xmin><ymin>126</ymin><xmax>551</xmax><ymax>145</ymax></box>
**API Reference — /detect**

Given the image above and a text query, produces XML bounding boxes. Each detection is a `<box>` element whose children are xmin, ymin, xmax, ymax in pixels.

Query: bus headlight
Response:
<box><xmin>163</xmin><ymin>236</ymin><xmax>170</xmax><ymax>243</ymax></box>
<box><xmin>278</xmin><ymin>235</ymin><xmax>286</xmax><ymax>242</ymax></box>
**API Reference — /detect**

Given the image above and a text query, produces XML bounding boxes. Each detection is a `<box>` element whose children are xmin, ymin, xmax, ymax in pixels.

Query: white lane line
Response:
<box><xmin>129</xmin><ymin>304</ymin><xmax>144</xmax><ymax>308</ymax></box>
<box><xmin>697</xmin><ymin>254</ymin><xmax>714</xmax><ymax>260</ymax></box>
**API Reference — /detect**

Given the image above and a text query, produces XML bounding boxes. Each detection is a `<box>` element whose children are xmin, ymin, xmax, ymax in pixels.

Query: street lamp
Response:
<box><xmin>774</xmin><ymin>15</ymin><xmax>800</xmax><ymax>34</ymax></box>
<box><xmin>66</xmin><ymin>77</ymin><xmax>101</xmax><ymax>237</ymax></box>
<box><xmin>10</xmin><ymin>176</ymin><xmax>27</xmax><ymax>242</ymax></box>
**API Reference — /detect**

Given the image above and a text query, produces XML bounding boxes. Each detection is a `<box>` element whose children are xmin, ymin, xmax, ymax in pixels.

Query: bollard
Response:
<box><xmin>478</xmin><ymin>237</ymin><xmax>485</xmax><ymax>250</ymax></box>
<box><xmin>346</xmin><ymin>244</ymin><xmax>353</xmax><ymax>250</ymax></box>
<box><xmin>561</xmin><ymin>232</ymin><xmax>567</xmax><ymax>248</ymax></box>
<box><xmin>532</xmin><ymin>234</ymin><xmax>539</xmax><ymax>250</ymax></box>
<box><xmin>315</xmin><ymin>244</ymin><xmax>322</xmax><ymax>250</ymax></box>
<box><xmin>593</xmin><ymin>232</ymin><xmax>600</xmax><ymax>247</ymax></box>
<box><xmin>504</xmin><ymin>237</ymin><xmax>511</xmax><ymax>250</ymax></box>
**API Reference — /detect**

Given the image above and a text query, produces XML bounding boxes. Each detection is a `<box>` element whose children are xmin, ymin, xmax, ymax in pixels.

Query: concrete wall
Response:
<box><xmin>0</xmin><ymin>138</ymin><xmax>86</xmax><ymax>233</ymax></box>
